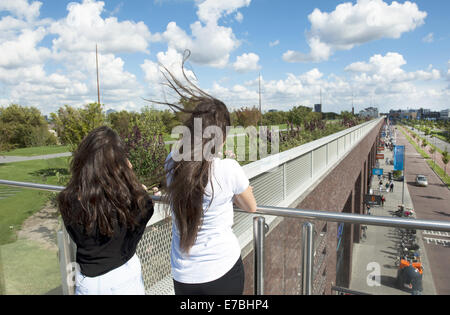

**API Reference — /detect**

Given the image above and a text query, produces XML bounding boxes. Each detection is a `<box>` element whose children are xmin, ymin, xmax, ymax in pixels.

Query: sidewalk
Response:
<box><xmin>0</xmin><ymin>152</ymin><xmax>71</xmax><ymax>164</ymax></box>
<box><xmin>349</xmin><ymin>137</ymin><xmax>437</xmax><ymax>295</ymax></box>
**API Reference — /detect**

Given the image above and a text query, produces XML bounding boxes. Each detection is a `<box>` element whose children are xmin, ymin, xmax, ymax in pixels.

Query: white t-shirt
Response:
<box><xmin>166</xmin><ymin>155</ymin><xmax>249</xmax><ymax>284</ymax></box>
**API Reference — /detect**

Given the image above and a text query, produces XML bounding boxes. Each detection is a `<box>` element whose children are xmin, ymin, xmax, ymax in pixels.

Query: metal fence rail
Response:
<box><xmin>1</xmin><ymin>179</ymin><xmax>450</xmax><ymax>295</ymax></box>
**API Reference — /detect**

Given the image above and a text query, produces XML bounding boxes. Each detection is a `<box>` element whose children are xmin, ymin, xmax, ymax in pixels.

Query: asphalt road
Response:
<box><xmin>396</xmin><ymin>128</ymin><xmax>450</xmax><ymax>294</ymax></box>
<box><xmin>405</xmin><ymin>126</ymin><xmax>449</xmax><ymax>153</ymax></box>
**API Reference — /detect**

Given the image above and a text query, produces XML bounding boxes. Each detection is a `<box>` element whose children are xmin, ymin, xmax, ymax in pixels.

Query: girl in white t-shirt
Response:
<box><xmin>157</xmin><ymin>55</ymin><xmax>257</xmax><ymax>295</ymax></box>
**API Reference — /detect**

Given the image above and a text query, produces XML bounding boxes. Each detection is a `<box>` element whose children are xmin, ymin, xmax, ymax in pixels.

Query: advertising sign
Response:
<box><xmin>364</xmin><ymin>194</ymin><xmax>382</xmax><ymax>206</ymax></box>
<box><xmin>372</xmin><ymin>168</ymin><xmax>384</xmax><ymax>176</ymax></box>
<box><xmin>376</xmin><ymin>154</ymin><xmax>384</xmax><ymax>159</ymax></box>
<box><xmin>394</xmin><ymin>145</ymin><xmax>405</xmax><ymax>171</ymax></box>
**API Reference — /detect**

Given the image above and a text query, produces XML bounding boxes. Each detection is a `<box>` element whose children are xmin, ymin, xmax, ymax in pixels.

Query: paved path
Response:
<box><xmin>0</xmin><ymin>152</ymin><xmax>71</xmax><ymax>164</ymax></box>
<box><xmin>350</xmin><ymin>131</ymin><xmax>437</xmax><ymax>295</ymax></box>
<box><xmin>396</xmin><ymin>127</ymin><xmax>450</xmax><ymax>294</ymax></box>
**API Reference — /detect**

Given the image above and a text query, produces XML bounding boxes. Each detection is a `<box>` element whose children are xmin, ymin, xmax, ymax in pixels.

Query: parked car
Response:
<box><xmin>415</xmin><ymin>175</ymin><xmax>428</xmax><ymax>187</ymax></box>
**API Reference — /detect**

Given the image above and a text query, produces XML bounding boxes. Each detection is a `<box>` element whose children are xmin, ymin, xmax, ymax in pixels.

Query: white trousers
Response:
<box><xmin>75</xmin><ymin>254</ymin><xmax>146</xmax><ymax>295</ymax></box>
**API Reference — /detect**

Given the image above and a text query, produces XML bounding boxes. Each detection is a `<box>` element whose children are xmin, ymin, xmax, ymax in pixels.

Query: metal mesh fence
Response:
<box><xmin>136</xmin><ymin>217</ymin><xmax>174</xmax><ymax>295</ymax></box>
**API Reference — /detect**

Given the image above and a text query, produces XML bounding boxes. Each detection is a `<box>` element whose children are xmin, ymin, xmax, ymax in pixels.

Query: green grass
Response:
<box><xmin>0</xmin><ymin>157</ymin><xmax>70</xmax><ymax>245</ymax></box>
<box><xmin>0</xmin><ymin>145</ymin><xmax>70</xmax><ymax>157</ymax></box>
<box><xmin>426</xmin><ymin>160</ymin><xmax>450</xmax><ymax>188</ymax></box>
<box><xmin>400</xmin><ymin>126</ymin><xmax>450</xmax><ymax>188</ymax></box>
<box><xmin>0</xmin><ymin>239</ymin><xmax>61</xmax><ymax>295</ymax></box>
<box><xmin>0</xmin><ymin>158</ymin><xmax>68</xmax><ymax>294</ymax></box>
<box><xmin>399</xmin><ymin>127</ymin><xmax>430</xmax><ymax>159</ymax></box>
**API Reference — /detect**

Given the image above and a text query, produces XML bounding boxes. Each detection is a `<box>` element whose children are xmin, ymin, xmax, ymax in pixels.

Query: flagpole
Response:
<box><xmin>402</xmin><ymin>146</ymin><xmax>405</xmax><ymax>205</ymax></box>
<box><xmin>96</xmin><ymin>44</ymin><xmax>101</xmax><ymax>105</ymax></box>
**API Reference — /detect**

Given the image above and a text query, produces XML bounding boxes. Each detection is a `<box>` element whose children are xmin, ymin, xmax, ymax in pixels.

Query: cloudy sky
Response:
<box><xmin>0</xmin><ymin>0</ymin><xmax>449</xmax><ymax>115</ymax></box>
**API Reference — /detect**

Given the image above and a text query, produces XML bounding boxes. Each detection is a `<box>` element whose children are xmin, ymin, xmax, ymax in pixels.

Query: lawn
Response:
<box><xmin>0</xmin><ymin>239</ymin><xmax>61</xmax><ymax>295</ymax></box>
<box><xmin>0</xmin><ymin>157</ymin><xmax>69</xmax><ymax>294</ymax></box>
<box><xmin>0</xmin><ymin>145</ymin><xmax>70</xmax><ymax>157</ymax></box>
<box><xmin>0</xmin><ymin>156</ymin><xmax>70</xmax><ymax>245</ymax></box>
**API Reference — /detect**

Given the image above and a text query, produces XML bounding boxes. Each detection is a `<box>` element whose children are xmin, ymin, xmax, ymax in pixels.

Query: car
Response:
<box><xmin>415</xmin><ymin>175</ymin><xmax>428</xmax><ymax>187</ymax></box>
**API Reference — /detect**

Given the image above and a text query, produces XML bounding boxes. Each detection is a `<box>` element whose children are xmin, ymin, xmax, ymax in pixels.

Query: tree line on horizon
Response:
<box><xmin>0</xmin><ymin>102</ymin><xmax>363</xmax><ymax>188</ymax></box>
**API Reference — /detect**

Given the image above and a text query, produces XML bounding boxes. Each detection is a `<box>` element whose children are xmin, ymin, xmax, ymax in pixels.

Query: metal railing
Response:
<box><xmin>1</xmin><ymin>179</ymin><xmax>450</xmax><ymax>295</ymax></box>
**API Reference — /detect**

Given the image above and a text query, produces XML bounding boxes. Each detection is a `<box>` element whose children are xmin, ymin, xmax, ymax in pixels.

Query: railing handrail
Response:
<box><xmin>2</xmin><ymin>179</ymin><xmax>449</xmax><ymax>232</ymax></box>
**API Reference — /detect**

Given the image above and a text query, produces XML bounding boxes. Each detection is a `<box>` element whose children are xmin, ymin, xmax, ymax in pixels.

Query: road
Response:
<box><xmin>396</xmin><ymin>127</ymin><xmax>450</xmax><ymax>294</ymax></box>
<box><xmin>405</xmin><ymin>126</ymin><xmax>449</xmax><ymax>153</ymax></box>
<box><xmin>0</xmin><ymin>152</ymin><xmax>72</xmax><ymax>164</ymax></box>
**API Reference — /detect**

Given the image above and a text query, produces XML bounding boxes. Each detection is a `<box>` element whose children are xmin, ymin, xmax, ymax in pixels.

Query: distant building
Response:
<box><xmin>314</xmin><ymin>104</ymin><xmax>322</xmax><ymax>113</ymax></box>
<box><xmin>439</xmin><ymin>109</ymin><xmax>450</xmax><ymax>120</ymax></box>
<box><xmin>268</xmin><ymin>109</ymin><xmax>278</xmax><ymax>113</ymax></box>
<box><xmin>359</xmin><ymin>107</ymin><xmax>379</xmax><ymax>118</ymax></box>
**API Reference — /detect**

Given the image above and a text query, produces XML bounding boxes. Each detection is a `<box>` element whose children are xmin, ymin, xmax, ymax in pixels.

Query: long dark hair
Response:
<box><xmin>149</xmin><ymin>51</ymin><xmax>231</xmax><ymax>253</ymax></box>
<box><xmin>58</xmin><ymin>126</ymin><xmax>149</xmax><ymax>237</ymax></box>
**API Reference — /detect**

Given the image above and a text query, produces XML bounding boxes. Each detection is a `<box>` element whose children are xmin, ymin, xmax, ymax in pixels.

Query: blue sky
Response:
<box><xmin>0</xmin><ymin>0</ymin><xmax>449</xmax><ymax>115</ymax></box>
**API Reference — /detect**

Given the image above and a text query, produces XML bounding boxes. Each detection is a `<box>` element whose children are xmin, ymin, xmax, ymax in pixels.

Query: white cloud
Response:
<box><xmin>269</xmin><ymin>40</ymin><xmax>280</xmax><ymax>47</ymax></box>
<box><xmin>141</xmin><ymin>48</ymin><xmax>196</xmax><ymax>83</ymax></box>
<box><xmin>235</xmin><ymin>12</ymin><xmax>244</xmax><ymax>23</ymax></box>
<box><xmin>283</xmin><ymin>0</ymin><xmax>427</xmax><ymax>63</ymax></box>
<box><xmin>345</xmin><ymin>52</ymin><xmax>441</xmax><ymax>82</ymax></box>
<box><xmin>49</xmin><ymin>0</ymin><xmax>152</xmax><ymax>54</ymax></box>
<box><xmin>196</xmin><ymin>0</ymin><xmax>251</xmax><ymax>25</ymax></box>
<box><xmin>0</xmin><ymin>0</ymin><xmax>42</xmax><ymax>22</ymax></box>
<box><xmin>159</xmin><ymin>0</ymin><xmax>251</xmax><ymax>68</ymax></box>
<box><xmin>422</xmin><ymin>32</ymin><xmax>434</xmax><ymax>43</ymax></box>
<box><xmin>233</xmin><ymin>53</ymin><xmax>261</xmax><ymax>73</ymax></box>
<box><xmin>0</xmin><ymin>0</ymin><xmax>148</xmax><ymax>114</ymax></box>
<box><xmin>0</xmin><ymin>27</ymin><xmax>50</xmax><ymax>69</ymax></box>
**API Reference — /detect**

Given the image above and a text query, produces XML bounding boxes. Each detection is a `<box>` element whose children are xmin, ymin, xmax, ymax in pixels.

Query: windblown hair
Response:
<box><xmin>148</xmin><ymin>50</ymin><xmax>231</xmax><ymax>253</ymax></box>
<box><xmin>58</xmin><ymin>126</ymin><xmax>149</xmax><ymax>237</ymax></box>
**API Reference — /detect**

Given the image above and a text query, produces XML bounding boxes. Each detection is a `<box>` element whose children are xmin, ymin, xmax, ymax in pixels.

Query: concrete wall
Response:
<box><xmin>242</xmin><ymin>119</ymin><xmax>384</xmax><ymax>294</ymax></box>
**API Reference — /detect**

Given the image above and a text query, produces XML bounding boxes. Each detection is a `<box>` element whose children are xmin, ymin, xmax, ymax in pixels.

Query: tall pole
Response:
<box><xmin>402</xmin><ymin>146</ymin><xmax>405</xmax><ymax>205</ymax></box>
<box><xmin>258</xmin><ymin>72</ymin><xmax>262</xmax><ymax>126</ymax></box>
<box><xmin>96</xmin><ymin>44</ymin><xmax>101</xmax><ymax>105</ymax></box>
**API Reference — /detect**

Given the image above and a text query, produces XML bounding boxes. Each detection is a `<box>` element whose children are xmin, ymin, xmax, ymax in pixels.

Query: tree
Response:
<box><xmin>234</xmin><ymin>106</ymin><xmax>261</xmax><ymax>127</ymax></box>
<box><xmin>442</xmin><ymin>150</ymin><xmax>449</xmax><ymax>175</ymax></box>
<box><xmin>123</xmin><ymin>108</ymin><xmax>167</xmax><ymax>188</ymax></box>
<box><xmin>107</xmin><ymin>110</ymin><xmax>139</xmax><ymax>139</ymax></box>
<box><xmin>51</xmin><ymin>103</ymin><xmax>106</xmax><ymax>152</ymax></box>
<box><xmin>287</xmin><ymin>106</ymin><xmax>312</xmax><ymax>126</ymax></box>
<box><xmin>262</xmin><ymin>111</ymin><xmax>289</xmax><ymax>126</ymax></box>
<box><xmin>421</xmin><ymin>139</ymin><xmax>428</xmax><ymax>149</ymax></box>
<box><xmin>0</xmin><ymin>104</ymin><xmax>57</xmax><ymax>151</ymax></box>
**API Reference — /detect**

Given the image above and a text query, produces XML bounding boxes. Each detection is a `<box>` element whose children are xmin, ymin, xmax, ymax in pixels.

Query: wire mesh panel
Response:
<box><xmin>286</xmin><ymin>153</ymin><xmax>312</xmax><ymax>196</ymax></box>
<box><xmin>136</xmin><ymin>217</ymin><xmax>174</xmax><ymax>295</ymax></box>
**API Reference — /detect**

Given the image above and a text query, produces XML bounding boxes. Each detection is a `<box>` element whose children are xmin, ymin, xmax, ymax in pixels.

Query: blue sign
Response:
<box><xmin>394</xmin><ymin>145</ymin><xmax>405</xmax><ymax>171</ymax></box>
<box><xmin>372</xmin><ymin>168</ymin><xmax>384</xmax><ymax>176</ymax></box>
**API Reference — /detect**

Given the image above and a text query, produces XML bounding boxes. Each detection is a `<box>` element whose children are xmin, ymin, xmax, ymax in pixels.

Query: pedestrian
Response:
<box><xmin>390</xmin><ymin>181</ymin><xmax>394</xmax><ymax>192</ymax></box>
<box><xmin>381</xmin><ymin>195</ymin><xmax>385</xmax><ymax>207</ymax></box>
<box><xmin>58</xmin><ymin>126</ymin><xmax>154</xmax><ymax>295</ymax></box>
<box><xmin>162</xmin><ymin>62</ymin><xmax>257</xmax><ymax>295</ymax></box>
<box><xmin>379</xmin><ymin>182</ymin><xmax>383</xmax><ymax>192</ymax></box>
<box><xmin>366</xmin><ymin>204</ymin><xmax>371</xmax><ymax>215</ymax></box>
<box><xmin>385</xmin><ymin>182</ymin><xmax>390</xmax><ymax>192</ymax></box>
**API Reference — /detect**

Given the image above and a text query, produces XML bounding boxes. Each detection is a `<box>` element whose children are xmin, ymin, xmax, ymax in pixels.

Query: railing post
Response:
<box><xmin>253</xmin><ymin>216</ymin><xmax>266</xmax><ymax>295</ymax></box>
<box><xmin>302</xmin><ymin>222</ymin><xmax>314</xmax><ymax>295</ymax></box>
